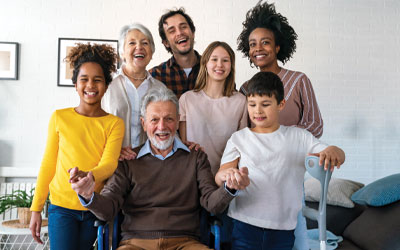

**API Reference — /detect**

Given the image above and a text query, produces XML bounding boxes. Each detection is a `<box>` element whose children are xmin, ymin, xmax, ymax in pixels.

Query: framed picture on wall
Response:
<box><xmin>57</xmin><ymin>38</ymin><xmax>118</xmax><ymax>87</ymax></box>
<box><xmin>0</xmin><ymin>42</ymin><xmax>19</xmax><ymax>80</ymax></box>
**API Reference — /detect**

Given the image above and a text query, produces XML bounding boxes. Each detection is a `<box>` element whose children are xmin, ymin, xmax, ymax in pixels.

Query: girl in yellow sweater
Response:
<box><xmin>29</xmin><ymin>43</ymin><xmax>124</xmax><ymax>250</ymax></box>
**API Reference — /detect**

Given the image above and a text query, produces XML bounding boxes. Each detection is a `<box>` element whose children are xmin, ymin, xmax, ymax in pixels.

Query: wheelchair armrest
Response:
<box><xmin>94</xmin><ymin>219</ymin><xmax>108</xmax><ymax>227</ymax></box>
<box><xmin>208</xmin><ymin>214</ymin><xmax>222</xmax><ymax>227</ymax></box>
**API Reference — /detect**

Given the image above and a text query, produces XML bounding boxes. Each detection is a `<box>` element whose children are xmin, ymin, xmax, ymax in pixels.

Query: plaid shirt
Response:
<box><xmin>149</xmin><ymin>51</ymin><xmax>201</xmax><ymax>99</ymax></box>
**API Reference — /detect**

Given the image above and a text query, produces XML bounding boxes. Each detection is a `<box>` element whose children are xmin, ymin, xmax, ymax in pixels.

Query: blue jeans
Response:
<box><xmin>48</xmin><ymin>204</ymin><xmax>97</xmax><ymax>250</ymax></box>
<box><xmin>232</xmin><ymin>219</ymin><xmax>295</xmax><ymax>250</ymax></box>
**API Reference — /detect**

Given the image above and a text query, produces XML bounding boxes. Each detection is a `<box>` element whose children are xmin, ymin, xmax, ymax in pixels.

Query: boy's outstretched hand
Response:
<box><xmin>216</xmin><ymin>167</ymin><xmax>250</xmax><ymax>190</ymax></box>
<box><xmin>309</xmin><ymin>145</ymin><xmax>346</xmax><ymax>171</ymax></box>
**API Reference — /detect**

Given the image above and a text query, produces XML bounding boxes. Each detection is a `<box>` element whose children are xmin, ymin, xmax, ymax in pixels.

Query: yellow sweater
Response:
<box><xmin>31</xmin><ymin>108</ymin><xmax>124</xmax><ymax>211</ymax></box>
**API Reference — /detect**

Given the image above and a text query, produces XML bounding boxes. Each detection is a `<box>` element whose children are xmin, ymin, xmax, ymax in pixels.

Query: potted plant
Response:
<box><xmin>0</xmin><ymin>188</ymin><xmax>34</xmax><ymax>224</ymax></box>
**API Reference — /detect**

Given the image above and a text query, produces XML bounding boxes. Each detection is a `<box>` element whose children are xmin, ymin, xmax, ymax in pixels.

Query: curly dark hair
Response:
<box><xmin>158</xmin><ymin>7</ymin><xmax>196</xmax><ymax>54</ymax></box>
<box><xmin>65</xmin><ymin>43</ymin><xmax>117</xmax><ymax>86</ymax></box>
<box><xmin>247</xmin><ymin>72</ymin><xmax>284</xmax><ymax>104</ymax></box>
<box><xmin>237</xmin><ymin>1</ymin><xmax>297</xmax><ymax>65</ymax></box>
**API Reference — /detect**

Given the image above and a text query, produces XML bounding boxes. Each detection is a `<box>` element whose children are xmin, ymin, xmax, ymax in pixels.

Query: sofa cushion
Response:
<box><xmin>305</xmin><ymin>177</ymin><xmax>364</xmax><ymax>208</ymax></box>
<box><xmin>351</xmin><ymin>173</ymin><xmax>400</xmax><ymax>206</ymax></box>
<box><xmin>305</xmin><ymin>201</ymin><xmax>366</xmax><ymax>236</ymax></box>
<box><xmin>343</xmin><ymin>201</ymin><xmax>400</xmax><ymax>250</ymax></box>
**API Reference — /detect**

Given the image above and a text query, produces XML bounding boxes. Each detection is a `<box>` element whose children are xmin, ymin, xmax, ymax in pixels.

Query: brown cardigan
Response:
<box><xmin>86</xmin><ymin>147</ymin><xmax>234</xmax><ymax>241</ymax></box>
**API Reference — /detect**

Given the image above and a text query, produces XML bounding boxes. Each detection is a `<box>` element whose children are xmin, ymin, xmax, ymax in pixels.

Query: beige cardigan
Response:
<box><xmin>102</xmin><ymin>71</ymin><xmax>166</xmax><ymax>148</ymax></box>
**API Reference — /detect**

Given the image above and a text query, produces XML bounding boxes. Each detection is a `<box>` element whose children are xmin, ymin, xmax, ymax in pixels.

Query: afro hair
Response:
<box><xmin>237</xmin><ymin>1</ymin><xmax>297</xmax><ymax>66</ymax></box>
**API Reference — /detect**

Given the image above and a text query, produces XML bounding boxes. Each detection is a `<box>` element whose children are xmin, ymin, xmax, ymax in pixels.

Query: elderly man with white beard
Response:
<box><xmin>68</xmin><ymin>87</ymin><xmax>249</xmax><ymax>250</ymax></box>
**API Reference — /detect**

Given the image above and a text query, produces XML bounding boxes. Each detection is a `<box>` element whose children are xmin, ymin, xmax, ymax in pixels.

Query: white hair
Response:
<box><xmin>140</xmin><ymin>87</ymin><xmax>179</xmax><ymax>120</ymax></box>
<box><xmin>118</xmin><ymin>23</ymin><xmax>155</xmax><ymax>60</ymax></box>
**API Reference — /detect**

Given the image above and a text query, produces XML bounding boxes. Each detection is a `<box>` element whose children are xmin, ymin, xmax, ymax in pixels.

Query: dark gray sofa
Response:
<box><xmin>306</xmin><ymin>200</ymin><xmax>400</xmax><ymax>250</ymax></box>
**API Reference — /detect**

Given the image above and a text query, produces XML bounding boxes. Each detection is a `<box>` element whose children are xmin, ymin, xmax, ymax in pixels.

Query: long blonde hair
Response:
<box><xmin>194</xmin><ymin>41</ymin><xmax>236</xmax><ymax>97</ymax></box>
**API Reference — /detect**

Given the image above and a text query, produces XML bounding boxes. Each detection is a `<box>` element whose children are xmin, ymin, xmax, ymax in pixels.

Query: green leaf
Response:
<box><xmin>0</xmin><ymin>188</ymin><xmax>36</xmax><ymax>214</ymax></box>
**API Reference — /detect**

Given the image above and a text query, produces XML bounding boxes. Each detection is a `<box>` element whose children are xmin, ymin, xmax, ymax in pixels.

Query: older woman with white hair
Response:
<box><xmin>102</xmin><ymin>23</ymin><xmax>166</xmax><ymax>160</ymax></box>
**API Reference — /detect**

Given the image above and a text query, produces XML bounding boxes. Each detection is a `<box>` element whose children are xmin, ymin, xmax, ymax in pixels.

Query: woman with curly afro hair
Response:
<box><xmin>30</xmin><ymin>43</ymin><xmax>125</xmax><ymax>250</ymax></box>
<box><xmin>238</xmin><ymin>1</ymin><xmax>323</xmax><ymax>138</ymax></box>
<box><xmin>236</xmin><ymin>1</ymin><xmax>323</xmax><ymax>250</ymax></box>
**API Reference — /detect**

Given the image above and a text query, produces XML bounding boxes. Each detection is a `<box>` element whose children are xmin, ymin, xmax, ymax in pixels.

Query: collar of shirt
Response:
<box><xmin>137</xmin><ymin>136</ymin><xmax>190</xmax><ymax>160</ymax></box>
<box><xmin>167</xmin><ymin>50</ymin><xmax>201</xmax><ymax>69</ymax></box>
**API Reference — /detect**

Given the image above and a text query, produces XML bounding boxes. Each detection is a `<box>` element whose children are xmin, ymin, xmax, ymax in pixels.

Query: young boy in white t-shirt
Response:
<box><xmin>215</xmin><ymin>72</ymin><xmax>345</xmax><ymax>250</ymax></box>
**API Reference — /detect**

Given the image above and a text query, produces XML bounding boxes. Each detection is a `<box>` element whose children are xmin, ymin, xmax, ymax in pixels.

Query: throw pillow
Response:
<box><xmin>305</xmin><ymin>177</ymin><xmax>364</xmax><ymax>208</ymax></box>
<box><xmin>351</xmin><ymin>173</ymin><xmax>400</xmax><ymax>206</ymax></box>
<box><xmin>343</xmin><ymin>200</ymin><xmax>400</xmax><ymax>250</ymax></box>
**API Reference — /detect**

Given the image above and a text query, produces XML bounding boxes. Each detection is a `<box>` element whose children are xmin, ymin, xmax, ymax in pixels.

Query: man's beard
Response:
<box><xmin>176</xmin><ymin>46</ymin><xmax>193</xmax><ymax>55</ymax></box>
<box><xmin>173</xmin><ymin>39</ymin><xmax>194</xmax><ymax>56</ymax></box>
<box><xmin>149</xmin><ymin>131</ymin><xmax>175</xmax><ymax>150</ymax></box>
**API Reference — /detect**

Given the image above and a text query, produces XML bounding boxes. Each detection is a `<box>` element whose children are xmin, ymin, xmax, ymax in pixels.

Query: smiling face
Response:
<box><xmin>141</xmin><ymin>101</ymin><xmax>179</xmax><ymax>154</ymax></box>
<box><xmin>249</xmin><ymin>28</ymin><xmax>280</xmax><ymax>72</ymax></box>
<box><xmin>247</xmin><ymin>94</ymin><xmax>285</xmax><ymax>133</ymax></box>
<box><xmin>206</xmin><ymin>46</ymin><xmax>231</xmax><ymax>83</ymax></box>
<box><xmin>122</xmin><ymin>29</ymin><xmax>153</xmax><ymax>70</ymax></box>
<box><xmin>162</xmin><ymin>14</ymin><xmax>195</xmax><ymax>56</ymax></box>
<box><xmin>75</xmin><ymin>62</ymin><xmax>107</xmax><ymax>107</ymax></box>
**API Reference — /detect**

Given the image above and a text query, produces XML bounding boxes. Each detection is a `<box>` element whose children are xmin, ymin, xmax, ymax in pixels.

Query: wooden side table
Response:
<box><xmin>0</xmin><ymin>221</ymin><xmax>49</xmax><ymax>250</ymax></box>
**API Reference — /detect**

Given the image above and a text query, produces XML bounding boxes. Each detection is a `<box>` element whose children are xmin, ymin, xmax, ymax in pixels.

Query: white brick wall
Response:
<box><xmin>0</xmin><ymin>0</ymin><xmax>399</xmax><ymax>184</ymax></box>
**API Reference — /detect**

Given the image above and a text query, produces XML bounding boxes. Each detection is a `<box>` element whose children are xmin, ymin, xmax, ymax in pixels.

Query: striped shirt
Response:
<box><xmin>240</xmin><ymin>68</ymin><xmax>323</xmax><ymax>138</ymax></box>
<box><xmin>149</xmin><ymin>51</ymin><xmax>201</xmax><ymax>99</ymax></box>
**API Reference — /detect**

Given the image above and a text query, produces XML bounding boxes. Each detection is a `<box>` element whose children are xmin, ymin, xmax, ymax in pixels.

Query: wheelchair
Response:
<box><xmin>95</xmin><ymin>209</ymin><xmax>222</xmax><ymax>250</ymax></box>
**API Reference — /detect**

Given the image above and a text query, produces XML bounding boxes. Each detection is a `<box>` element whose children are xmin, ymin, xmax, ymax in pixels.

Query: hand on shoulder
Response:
<box><xmin>119</xmin><ymin>146</ymin><xmax>137</xmax><ymax>161</ymax></box>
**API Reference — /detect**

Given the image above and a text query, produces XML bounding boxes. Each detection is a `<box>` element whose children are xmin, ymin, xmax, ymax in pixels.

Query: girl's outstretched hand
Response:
<box><xmin>68</xmin><ymin>167</ymin><xmax>95</xmax><ymax>200</ymax></box>
<box><xmin>68</xmin><ymin>167</ymin><xmax>91</xmax><ymax>183</ymax></box>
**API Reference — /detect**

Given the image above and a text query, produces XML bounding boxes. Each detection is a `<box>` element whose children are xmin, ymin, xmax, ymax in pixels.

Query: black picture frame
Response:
<box><xmin>0</xmin><ymin>42</ymin><xmax>19</xmax><ymax>80</ymax></box>
<box><xmin>57</xmin><ymin>38</ymin><xmax>118</xmax><ymax>87</ymax></box>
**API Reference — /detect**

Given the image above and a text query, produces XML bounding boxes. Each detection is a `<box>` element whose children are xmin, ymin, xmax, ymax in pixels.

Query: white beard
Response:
<box><xmin>149</xmin><ymin>132</ymin><xmax>175</xmax><ymax>150</ymax></box>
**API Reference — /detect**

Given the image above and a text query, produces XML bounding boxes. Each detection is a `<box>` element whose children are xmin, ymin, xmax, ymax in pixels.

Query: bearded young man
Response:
<box><xmin>149</xmin><ymin>8</ymin><xmax>200</xmax><ymax>99</ymax></box>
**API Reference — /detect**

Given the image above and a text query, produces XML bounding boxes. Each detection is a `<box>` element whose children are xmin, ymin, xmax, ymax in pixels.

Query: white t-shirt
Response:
<box><xmin>179</xmin><ymin>90</ymin><xmax>248</xmax><ymax>175</ymax></box>
<box><xmin>183</xmin><ymin>68</ymin><xmax>192</xmax><ymax>77</ymax></box>
<box><xmin>221</xmin><ymin>126</ymin><xmax>328</xmax><ymax>230</ymax></box>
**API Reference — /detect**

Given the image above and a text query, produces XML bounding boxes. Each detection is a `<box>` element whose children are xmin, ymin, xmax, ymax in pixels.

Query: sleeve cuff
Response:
<box><xmin>224</xmin><ymin>182</ymin><xmax>239</xmax><ymax>196</ymax></box>
<box><xmin>78</xmin><ymin>193</ymin><xmax>95</xmax><ymax>206</ymax></box>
